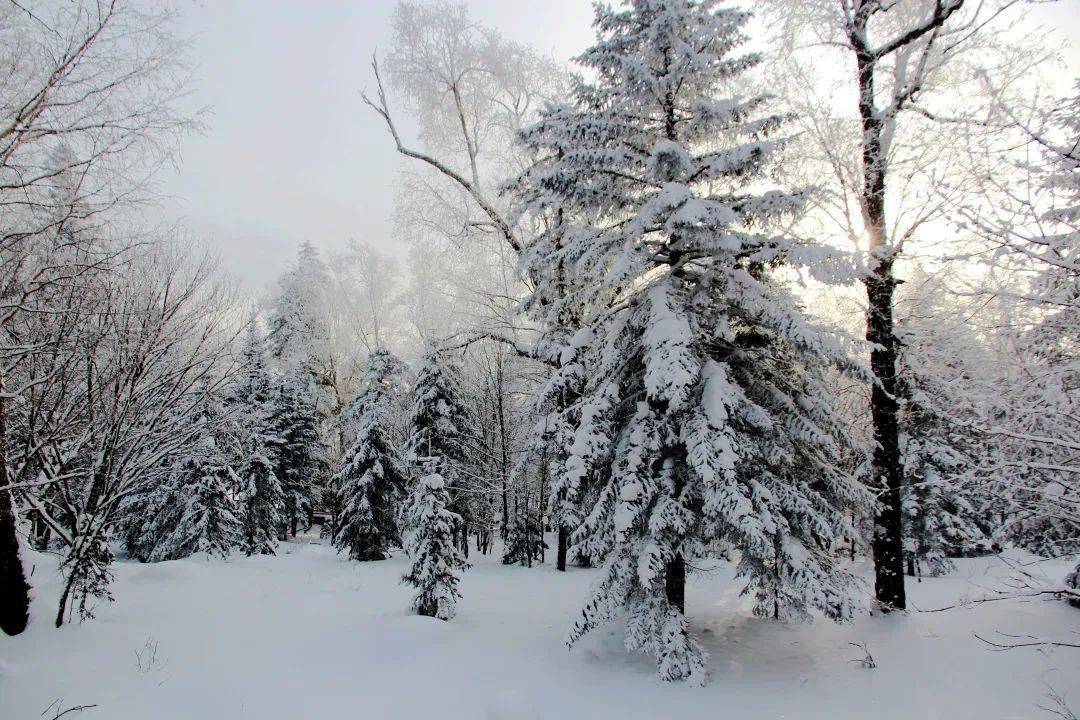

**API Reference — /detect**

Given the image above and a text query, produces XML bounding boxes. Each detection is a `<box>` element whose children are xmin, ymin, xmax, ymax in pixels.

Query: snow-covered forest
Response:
<box><xmin>1</xmin><ymin>0</ymin><xmax>1077</xmax><ymax>717</ymax></box>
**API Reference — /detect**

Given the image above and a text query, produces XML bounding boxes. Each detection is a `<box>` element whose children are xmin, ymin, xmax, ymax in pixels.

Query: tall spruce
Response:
<box><xmin>898</xmin><ymin>356</ymin><xmax>993</xmax><ymax>577</ymax></box>
<box><xmin>229</xmin><ymin>314</ymin><xmax>287</xmax><ymax>555</ymax></box>
<box><xmin>121</xmin><ymin>390</ymin><xmax>245</xmax><ymax>562</ymax></box>
<box><xmin>239</xmin><ymin>438</ymin><xmax>286</xmax><ymax>556</ymax></box>
<box><xmin>267</xmin><ymin>243</ymin><xmax>333</xmax><ymax>537</ymax></box>
<box><xmin>508</xmin><ymin>0</ymin><xmax>868</xmax><ymax>681</ymax></box>
<box><xmin>146</xmin><ymin>457</ymin><xmax>244</xmax><ymax>561</ymax></box>
<box><xmin>335</xmin><ymin>349</ymin><xmax>408</xmax><ymax>561</ymax></box>
<box><xmin>408</xmin><ymin>344</ymin><xmax>470</xmax><ymax>551</ymax></box>
<box><xmin>265</xmin><ymin>374</ymin><xmax>325</xmax><ymax>537</ymax></box>
<box><xmin>402</xmin><ymin>461</ymin><xmax>468</xmax><ymax>620</ymax></box>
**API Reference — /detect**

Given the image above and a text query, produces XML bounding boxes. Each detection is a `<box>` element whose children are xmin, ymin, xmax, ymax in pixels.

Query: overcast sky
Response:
<box><xmin>157</xmin><ymin>1</ymin><xmax>1078</xmax><ymax>293</ymax></box>
<box><xmin>157</xmin><ymin>1</ymin><xmax>594</xmax><ymax>291</ymax></box>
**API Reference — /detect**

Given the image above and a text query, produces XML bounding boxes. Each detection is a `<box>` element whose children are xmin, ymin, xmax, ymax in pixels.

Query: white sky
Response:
<box><xmin>157</xmin><ymin>0</ymin><xmax>1078</xmax><ymax>292</ymax></box>
<box><xmin>158</xmin><ymin>1</ymin><xmax>594</xmax><ymax>290</ymax></box>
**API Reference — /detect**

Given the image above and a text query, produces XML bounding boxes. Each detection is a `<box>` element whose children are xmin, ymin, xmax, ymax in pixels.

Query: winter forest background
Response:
<box><xmin>1</xmin><ymin>0</ymin><xmax>1078</xmax><ymax>718</ymax></box>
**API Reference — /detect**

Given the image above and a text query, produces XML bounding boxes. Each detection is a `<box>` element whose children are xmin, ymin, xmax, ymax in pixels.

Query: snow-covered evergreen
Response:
<box><xmin>265</xmin><ymin>242</ymin><xmax>334</xmax><ymax>538</ymax></box>
<box><xmin>123</xmin><ymin>392</ymin><xmax>245</xmax><ymax>563</ymax></box>
<box><xmin>147</xmin><ymin>457</ymin><xmax>244</xmax><ymax>561</ymax></box>
<box><xmin>895</xmin><ymin>284</ymin><xmax>996</xmax><ymax>577</ymax></box>
<box><xmin>401</xmin><ymin>462</ymin><xmax>468</xmax><ymax>620</ymax></box>
<box><xmin>335</xmin><ymin>349</ymin><xmax>408</xmax><ymax>561</ymax></box>
<box><xmin>408</xmin><ymin>345</ymin><xmax>467</xmax><ymax>466</ymax></box>
<box><xmin>899</xmin><ymin>384</ymin><xmax>993</xmax><ymax>577</ymax></box>
<box><xmin>508</xmin><ymin>0</ymin><xmax>868</xmax><ymax>681</ymax></box>
<box><xmin>263</xmin><ymin>367</ymin><xmax>326</xmax><ymax>538</ymax></box>
<box><xmin>408</xmin><ymin>344</ymin><xmax>470</xmax><ymax>546</ymax></box>
<box><xmin>226</xmin><ymin>314</ymin><xmax>288</xmax><ymax>555</ymax></box>
<box><xmin>240</xmin><ymin>437</ymin><xmax>286</xmax><ymax>556</ymax></box>
<box><xmin>500</xmin><ymin>509</ymin><xmax>544</xmax><ymax>567</ymax></box>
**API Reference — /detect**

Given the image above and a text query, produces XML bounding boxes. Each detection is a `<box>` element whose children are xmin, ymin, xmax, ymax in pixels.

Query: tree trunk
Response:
<box><xmin>866</xmin><ymin>266</ymin><xmax>906</xmax><ymax>611</ymax></box>
<box><xmin>0</xmin><ymin>492</ymin><xmax>30</xmax><ymax>635</ymax></box>
<box><xmin>0</xmin><ymin>384</ymin><xmax>31</xmax><ymax>636</ymax></box>
<box><xmin>665</xmin><ymin>554</ymin><xmax>685</xmax><ymax>615</ymax></box>
<box><xmin>556</xmin><ymin>526</ymin><xmax>568</xmax><ymax>572</ymax></box>
<box><xmin>855</xmin><ymin>42</ymin><xmax>906</xmax><ymax>614</ymax></box>
<box><xmin>55</xmin><ymin>579</ymin><xmax>72</xmax><ymax>628</ymax></box>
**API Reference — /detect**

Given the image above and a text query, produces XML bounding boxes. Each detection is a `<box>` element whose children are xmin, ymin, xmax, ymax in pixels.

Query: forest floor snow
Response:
<box><xmin>2</xmin><ymin>537</ymin><xmax>1078</xmax><ymax>720</ymax></box>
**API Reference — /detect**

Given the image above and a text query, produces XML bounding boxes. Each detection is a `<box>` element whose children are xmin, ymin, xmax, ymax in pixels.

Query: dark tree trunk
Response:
<box><xmin>556</xmin><ymin>526</ymin><xmax>568</xmax><ymax>572</ymax></box>
<box><xmin>55</xmin><ymin>579</ymin><xmax>72</xmax><ymax>628</ymax></box>
<box><xmin>0</xmin><ymin>384</ymin><xmax>31</xmax><ymax>636</ymax></box>
<box><xmin>866</xmin><ymin>265</ymin><xmax>906</xmax><ymax>611</ymax></box>
<box><xmin>665</xmin><ymin>554</ymin><xmax>685</xmax><ymax>615</ymax></box>
<box><xmin>854</xmin><ymin>39</ymin><xmax>906</xmax><ymax>613</ymax></box>
<box><xmin>0</xmin><ymin>492</ymin><xmax>30</xmax><ymax>635</ymax></box>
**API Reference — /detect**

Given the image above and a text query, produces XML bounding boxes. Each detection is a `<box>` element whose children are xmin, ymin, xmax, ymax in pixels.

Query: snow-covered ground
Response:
<box><xmin>3</xmin><ymin>539</ymin><xmax>1077</xmax><ymax>720</ymax></box>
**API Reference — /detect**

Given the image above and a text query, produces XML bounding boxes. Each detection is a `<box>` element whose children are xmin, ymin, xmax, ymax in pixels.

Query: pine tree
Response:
<box><xmin>508</xmin><ymin>0</ymin><xmax>867</xmax><ymax>681</ymax></box>
<box><xmin>122</xmin><ymin>390</ymin><xmax>245</xmax><ymax>562</ymax></box>
<box><xmin>266</xmin><ymin>244</ymin><xmax>333</xmax><ymax>537</ymax></box>
<box><xmin>265</xmin><ymin>375</ymin><xmax>325</xmax><ymax>538</ymax></box>
<box><xmin>227</xmin><ymin>314</ymin><xmax>287</xmax><ymax>555</ymax></box>
<box><xmin>524</xmin><ymin>334</ymin><xmax>594</xmax><ymax>570</ymax></box>
<box><xmin>239</xmin><ymin>439</ymin><xmax>286</xmax><ymax>556</ymax></box>
<box><xmin>899</xmin><ymin>371</ymin><xmax>993</xmax><ymax>577</ymax></box>
<box><xmin>335</xmin><ymin>349</ymin><xmax>408</xmax><ymax>561</ymax></box>
<box><xmin>269</xmin><ymin>241</ymin><xmax>331</xmax><ymax>369</ymax></box>
<box><xmin>231</xmin><ymin>312</ymin><xmax>272</xmax><ymax>425</ymax></box>
<box><xmin>501</xmin><ymin>506</ymin><xmax>544</xmax><ymax>567</ymax></box>
<box><xmin>894</xmin><ymin>273</ymin><xmax>996</xmax><ymax>577</ymax></box>
<box><xmin>402</xmin><ymin>461</ymin><xmax>468</xmax><ymax>620</ymax></box>
<box><xmin>408</xmin><ymin>344</ymin><xmax>470</xmax><ymax>551</ymax></box>
<box><xmin>147</xmin><ymin>457</ymin><xmax>244</xmax><ymax>561</ymax></box>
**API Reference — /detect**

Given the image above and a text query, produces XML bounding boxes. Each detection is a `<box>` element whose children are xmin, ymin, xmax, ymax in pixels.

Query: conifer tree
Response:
<box><xmin>899</xmin><ymin>371</ymin><xmax>993</xmax><ymax>577</ymax></box>
<box><xmin>240</xmin><ymin>438</ymin><xmax>286</xmax><ymax>556</ymax></box>
<box><xmin>402</xmin><ymin>461</ymin><xmax>468</xmax><ymax>620</ymax></box>
<box><xmin>508</xmin><ymin>0</ymin><xmax>867</xmax><ymax>681</ymax></box>
<box><xmin>148</xmin><ymin>457</ymin><xmax>244</xmax><ymax>561</ymax></box>
<box><xmin>265</xmin><ymin>375</ymin><xmax>325</xmax><ymax>537</ymax></box>
<box><xmin>123</xmin><ymin>391</ymin><xmax>245</xmax><ymax>562</ymax></box>
<box><xmin>266</xmin><ymin>243</ymin><xmax>333</xmax><ymax>537</ymax></box>
<box><xmin>122</xmin><ymin>471</ymin><xmax>182</xmax><ymax>562</ymax></box>
<box><xmin>335</xmin><ymin>349</ymin><xmax>408</xmax><ymax>561</ymax></box>
<box><xmin>231</xmin><ymin>312</ymin><xmax>272</xmax><ymax>427</ymax></box>
<box><xmin>228</xmin><ymin>313</ymin><xmax>288</xmax><ymax>555</ymax></box>
<box><xmin>500</xmin><ymin>507</ymin><xmax>544</xmax><ymax>567</ymax></box>
<box><xmin>409</xmin><ymin>344</ymin><xmax>470</xmax><ymax>551</ymax></box>
<box><xmin>894</xmin><ymin>274</ymin><xmax>995</xmax><ymax>577</ymax></box>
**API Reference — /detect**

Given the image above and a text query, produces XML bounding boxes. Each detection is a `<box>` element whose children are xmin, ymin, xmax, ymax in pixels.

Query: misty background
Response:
<box><xmin>157</xmin><ymin>0</ymin><xmax>1078</xmax><ymax>290</ymax></box>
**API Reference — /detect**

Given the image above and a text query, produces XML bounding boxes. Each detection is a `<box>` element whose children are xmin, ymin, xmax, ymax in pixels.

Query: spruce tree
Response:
<box><xmin>266</xmin><ymin>243</ymin><xmax>333</xmax><ymax>538</ymax></box>
<box><xmin>408</xmin><ymin>344</ymin><xmax>470</xmax><ymax>551</ymax></box>
<box><xmin>402</xmin><ymin>461</ymin><xmax>468</xmax><ymax>620</ymax></box>
<box><xmin>899</xmin><ymin>373</ymin><xmax>993</xmax><ymax>577</ymax></box>
<box><xmin>123</xmin><ymin>391</ymin><xmax>245</xmax><ymax>562</ymax></box>
<box><xmin>148</xmin><ymin>457</ymin><xmax>244</xmax><ymax>561</ymax></box>
<box><xmin>335</xmin><ymin>349</ymin><xmax>408</xmax><ymax>561</ymax></box>
<box><xmin>501</xmin><ymin>507</ymin><xmax>544</xmax><ymax>567</ymax></box>
<box><xmin>240</xmin><ymin>438</ymin><xmax>286</xmax><ymax>556</ymax></box>
<box><xmin>508</xmin><ymin>0</ymin><xmax>867</xmax><ymax>681</ymax></box>
<box><xmin>265</xmin><ymin>375</ymin><xmax>325</xmax><ymax>538</ymax></box>
<box><xmin>228</xmin><ymin>313</ymin><xmax>288</xmax><ymax>555</ymax></box>
<box><xmin>895</xmin><ymin>275</ymin><xmax>995</xmax><ymax>577</ymax></box>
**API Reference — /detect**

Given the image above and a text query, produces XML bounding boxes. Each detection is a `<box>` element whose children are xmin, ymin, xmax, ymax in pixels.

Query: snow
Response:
<box><xmin>3</xmin><ymin>540</ymin><xmax>1077</xmax><ymax>720</ymax></box>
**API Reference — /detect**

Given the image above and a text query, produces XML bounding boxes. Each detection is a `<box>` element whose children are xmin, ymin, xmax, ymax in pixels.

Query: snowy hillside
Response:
<box><xmin>3</xmin><ymin>539</ymin><xmax>1076</xmax><ymax>720</ymax></box>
